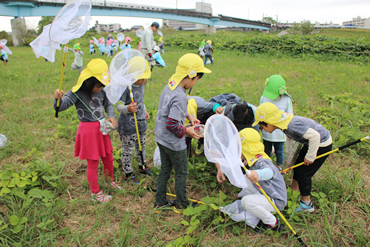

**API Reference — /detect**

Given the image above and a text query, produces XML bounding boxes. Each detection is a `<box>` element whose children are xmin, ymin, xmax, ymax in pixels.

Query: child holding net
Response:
<box><xmin>53</xmin><ymin>59</ymin><xmax>120</xmax><ymax>203</ymax></box>
<box><xmin>154</xmin><ymin>53</ymin><xmax>211</xmax><ymax>209</ymax></box>
<box><xmin>116</xmin><ymin>58</ymin><xmax>152</xmax><ymax>184</ymax></box>
<box><xmin>66</xmin><ymin>44</ymin><xmax>84</xmax><ymax>74</ymax></box>
<box><xmin>252</xmin><ymin>102</ymin><xmax>332</xmax><ymax>212</ymax></box>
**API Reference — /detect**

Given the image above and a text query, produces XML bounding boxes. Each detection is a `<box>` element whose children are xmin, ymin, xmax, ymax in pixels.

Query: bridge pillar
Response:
<box><xmin>205</xmin><ymin>26</ymin><xmax>216</xmax><ymax>34</ymax></box>
<box><xmin>11</xmin><ymin>17</ymin><xmax>27</xmax><ymax>46</ymax></box>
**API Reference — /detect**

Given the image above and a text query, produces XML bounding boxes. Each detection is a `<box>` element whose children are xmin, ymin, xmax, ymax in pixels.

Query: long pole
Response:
<box><xmin>281</xmin><ymin>136</ymin><xmax>369</xmax><ymax>174</ymax></box>
<box><xmin>129</xmin><ymin>85</ymin><xmax>146</xmax><ymax>170</ymax></box>
<box><xmin>55</xmin><ymin>44</ymin><xmax>68</xmax><ymax>120</ymax></box>
<box><xmin>242</xmin><ymin>163</ymin><xmax>305</xmax><ymax>246</ymax></box>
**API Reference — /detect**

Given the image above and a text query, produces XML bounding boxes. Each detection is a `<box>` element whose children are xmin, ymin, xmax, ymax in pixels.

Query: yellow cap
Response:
<box><xmin>239</xmin><ymin>128</ymin><xmax>271</xmax><ymax>166</ymax></box>
<box><xmin>72</xmin><ymin>59</ymin><xmax>110</xmax><ymax>92</ymax></box>
<box><xmin>252</xmin><ymin>102</ymin><xmax>293</xmax><ymax>129</ymax></box>
<box><xmin>158</xmin><ymin>37</ymin><xmax>163</xmax><ymax>43</ymax></box>
<box><xmin>185</xmin><ymin>98</ymin><xmax>197</xmax><ymax>125</ymax></box>
<box><xmin>168</xmin><ymin>53</ymin><xmax>211</xmax><ymax>91</ymax></box>
<box><xmin>128</xmin><ymin>56</ymin><xmax>152</xmax><ymax>80</ymax></box>
<box><xmin>206</xmin><ymin>40</ymin><xmax>212</xmax><ymax>45</ymax></box>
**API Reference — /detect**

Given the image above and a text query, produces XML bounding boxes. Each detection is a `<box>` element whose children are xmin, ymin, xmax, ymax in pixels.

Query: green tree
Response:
<box><xmin>263</xmin><ymin>17</ymin><xmax>276</xmax><ymax>25</ymax></box>
<box><xmin>287</xmin><ymin>20</ymin><xmax>314</xmax><ymax>35</ymax></box>
<box><xmin>37</xmin><ymin>16</ymin><xmax>54</xmax><ymax>35</ymax></box>
<box><xmin>0</xmin><ymin>30</ymin><xmax>9</xmax><ymax>40</ymax></box>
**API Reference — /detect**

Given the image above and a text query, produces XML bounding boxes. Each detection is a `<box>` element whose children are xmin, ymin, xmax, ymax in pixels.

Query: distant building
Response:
<box><xmin>343</xmin><ymin>16</ymin><xmax>370</xmax><ymax>27</ymax></box>
<box><xmin>163</xmin><ymin>2</ymin><xmax>212</xmax><ymax>30</ymax></box>
<box><xmin>314</xmin><ymin>21</ymin><xmax>340</xmax><ymax>29</ymax></box>
<box><xmin>131</xmin><ymin>25</ymin><xmax>144</xmax><ymax>31</ymax></box>
<box><xmin>92</xmin><ymin>21</ymin><xmax>122</xmax><ymax>32</ymax></box>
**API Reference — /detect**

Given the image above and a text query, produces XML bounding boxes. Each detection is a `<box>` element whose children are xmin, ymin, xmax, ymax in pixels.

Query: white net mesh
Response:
<box><xmin>104</xmin><ymin>49</ymin><xmax>146</xmax><ymax>104</ymax></box>
<box><xmin>49</xmin><ymin>0</ymin><xmax>92</xmax><ymax>44</ymax></box>
<box><xmin>157</xmin><ymin>30</ymin><xmax>163</xmax><ymax>37</ymax></box>
<box><xmin>30</xmin><ymin>24</ymin><xmax>61</xmax><ymax>63</ymax></box>
<box><xmin>204</xmin><ymin>114</ymin><xmax>252</xmax><ymax>189</ymax></box>
<box><xmin>0</xmin><ymin>39</ymin><xmax>12</xmax><ymax>55</ymax></box>
<box><xmin>136</xmin><ymin>29</ymin><xmax>143</xmax><ymax>38</ymax></box>
<box><xmin>117</xmin><ymin>33</ymin><xmax>125</xmax><ymax>42</ymax></box>
<box><xmin>92</xmin><ymin>36</ymin><xmax>99</xmax><ymax>46</ymax></box>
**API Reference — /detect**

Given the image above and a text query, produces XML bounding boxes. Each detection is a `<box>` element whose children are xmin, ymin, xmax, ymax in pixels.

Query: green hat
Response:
<box><xmin>73</xmin><ymin>44</ymin><xmax>80</xmax><ymax>50</ymax></box>
<box><xmin>262</xmin><ymin>75</ymin><xmax>288</xmax><ymax>100</ymax></box>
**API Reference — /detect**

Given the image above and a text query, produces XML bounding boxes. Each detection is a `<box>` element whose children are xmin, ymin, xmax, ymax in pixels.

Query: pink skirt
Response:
<box><xmin>74</xmin><ymin>121</ymin><xmax>113</xmax><ymax>160</ymax></box>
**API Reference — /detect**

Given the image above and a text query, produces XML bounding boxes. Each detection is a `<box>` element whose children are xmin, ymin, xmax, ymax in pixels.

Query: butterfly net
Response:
<box><xmin>104</xmin><ymin>49</ymin><xmax>146</xmax><ymax>104</ymax></box>
<box><xmin>49</xmin><ymin>0</ymin><xmax>92</xmax><ymax>44</ymax></box>
<box><xmin>117</xmin><ymin>33</ymin><xmax>125</xmax><ymax>42</ymax></box>
<box><xmin>0</xmin><ymin>39</ymin><xmax>12</xmax><ymax>55</ymax></box>
<box><xmin>92</xmin><ymin>36</ymin><xmax>99</xmax><ymax>46</ymax></box>
<box><xmin>157</xmin><ymin>30</ymin><xmax>163</xmax><ymax>37</ymax></box>
<box><xmin>136</xmin><ymin>29</ymin><xmax>143</xmax><ymax>38</ymax></box>
<box><xmin>204</xmin><ymin>114</ymin><xmax>252</xmax><ymax>189</ymax></box>
<box><xmin>30</xmin><ymin>24</ymin><xmax>61</xmax><ymax>63</ymax></box>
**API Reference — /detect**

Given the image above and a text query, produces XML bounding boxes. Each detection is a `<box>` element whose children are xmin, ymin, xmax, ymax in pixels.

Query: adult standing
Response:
<box><xmin>141</xmin><ymin>22</ymin><xmax>159</xmax><ymax>66</ymax></box>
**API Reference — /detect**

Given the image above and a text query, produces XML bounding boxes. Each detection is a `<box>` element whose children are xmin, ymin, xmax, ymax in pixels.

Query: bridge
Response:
<box><xmin>0</xmin><ymin>0</ymin><xmax>270</xmax><ymax>31</ymax></box>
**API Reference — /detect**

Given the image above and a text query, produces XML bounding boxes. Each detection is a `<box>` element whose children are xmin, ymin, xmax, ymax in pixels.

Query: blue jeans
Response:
<box><xmin>263</xmin><ymin>140</ymin><xmax>284</xmax><ymax>166</ymax></box>
<box><xmin>204</xmin><ymin>54</ymin><xmax>214</xmax><ymax>65</ymax></box>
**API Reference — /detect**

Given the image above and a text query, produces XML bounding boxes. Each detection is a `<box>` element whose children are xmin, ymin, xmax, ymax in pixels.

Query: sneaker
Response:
<box><xmin>139</xmin><ymin>167</ymin><xmax>153</xmax><ymax>176</ymax></box>
<box><xmin>296</xmin><ymin>201</ymin><xmax>314</xmax><ymax>212</ymax></box>
<box><xmin>195</xmin><ymin>144</ymin><xmax>204</xmax><ymax>155</ymax></box>
<box><xmin>254</xmin><ymin>219</ymin><xmax>284</xmax><ymax>233</ymax></box>
<box><xmin>91</xmin><ymin>190</ymin><xmax>112</xmax><ymax>203</ymax></box>
<box><xmin>154</xmin><ymin>199</ymin><xmax>177</xmax><ymax>213</ymax></box>
<box><xmin>173</xmin><ymin>201</ymin><xmax>199</xmax><ymax>213</ymax></box>
<box><xmin>124</xmin><ymin>174</ymin><xmax>140</xmax><ymax>185</ymax></box>
<box><xmin>105</xmin><ymin>181</ymin><xmax>122</xmax><ymax>190</ymax></box>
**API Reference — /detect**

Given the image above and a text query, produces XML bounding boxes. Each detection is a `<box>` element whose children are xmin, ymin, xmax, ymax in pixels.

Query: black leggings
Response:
<box><xmin>293</xmin><ymin>143</ymin><xmax>332</xmax><ymax>196</ymax></box>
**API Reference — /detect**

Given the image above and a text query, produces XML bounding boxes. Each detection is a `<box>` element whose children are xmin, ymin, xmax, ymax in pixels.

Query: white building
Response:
<box><xmin>343</xmin><ymin>16</ymin><xmax>370</xmax><ymax>27</ymax></box>
<box><xmin>163</xmin><ymin>2</ymin><xmax>212</xmax><ymax>30</ymax></box>
<box><xmin>92</xmin><ymin>21</ymin><xmax>122</xmax><ymax>32</ymax></box>
<box><xmin>314</xmin><ymin>21</ymin><xmax>340</xmax><ymax>28</ymax></box>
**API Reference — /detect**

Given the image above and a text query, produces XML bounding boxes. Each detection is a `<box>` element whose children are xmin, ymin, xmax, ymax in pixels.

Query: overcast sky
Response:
<box><xmin>1</xmin><ymin>0</ymin><xmax>370</xmax><ymax>32</ymax></box>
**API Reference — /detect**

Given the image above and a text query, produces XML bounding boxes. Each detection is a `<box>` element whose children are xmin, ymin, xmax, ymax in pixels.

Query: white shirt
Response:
<box><xmin>141</xmin><ymin>28</ymin><xmax>154</xmax><ymax>52</ymax></box>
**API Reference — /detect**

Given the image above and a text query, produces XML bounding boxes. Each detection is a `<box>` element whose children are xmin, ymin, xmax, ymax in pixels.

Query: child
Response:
<box><xmin>116</xmin><ymin>58</ymin><xmax>152</xmax><ymax>184</ymax></box>
<box><xmin>112</xmin><ymin>40</ymin><xmax>118</xmax><ymax>54</ymax></box>
<box><xmin>158</xmin><ymin>37</ymin><xmax>164</xmax><ymax>53</ymax></box>
<box><xmin>260</xmin><ymin>75</ymin><xmax>293</xmax><ymax>170</ymax></box>
<box><xmin>152</xmin><ymin>46</ymin><xmax>165</xmax><ymax>67</ymax></box>
<box><xmin>68</xmin><ymin>44</ymin><xmax>84</xmax><ymax>74</ymax></box>
<box><xmin>185</xmin><ymin>96</ymin><xmax>223</xmax><ymax>155</ymax></box>
<box><xmin>203</xmin><ymin>40</ymin><xmax>214</xmax><ymax>65</ymax></box>
<box><xmin>198</xmin><ymin>43</ymin><xmax>205</xmax><ymax>61</ymax></box>
<box><xmin>154</xmin><ymin>53</ymin><xmax>211</xmax><ymax>209</ymax></box>
<box><xmin>0</xmin><ymin>44</ymin><xmax>9</xmax><ymax>65</ymax></box>
<box><xmin>98</xmin><ymin>38</ymin><xmax>105</xmax><ymax>55</ymax></box>
<box><xmin>138</xmin><ymin>41</ymin><xmax>142</xmax><ymax>51</ymax></box>
<box><xmin>106</xmin><ymin>39</ymin><xmax>113</xmax><ymax>57</ymax></box>
<box><xmin>89</xmin><ymin>40</ymin><xmax>95</xmax><ymax>55</ymax></box>
<box><xmin>53</xmin><ymin>59</ymin><xmax>120</xmax><ymax>203</ymax></box>
<box><xmin>237</xmin><ymin>128</ymin><xmax>287</xmax><ymax>232</ymax></box>
<box><xmin>121</xmin><ymin>37</ymin><xmax>132</xmax><ymax>50</ymax></box>
<box><xmin>228</xmin><ymin>103</ymin><xmax>259</xmax><ymax>132</ymax></box>
<box><xmin>252</xmin><ymin>102</ymin><xmax>333</xmax><ymax>212</ymax></box>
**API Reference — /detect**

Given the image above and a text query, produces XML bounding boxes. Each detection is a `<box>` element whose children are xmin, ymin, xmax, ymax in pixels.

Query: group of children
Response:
<box><xmin>53</xmin><ymin>51</ymin><xmax>332</xmax><ymax>232</ymax></box>
<box><xmin>198</xmin><ymin>39</ymin><xmax>214</xmax><ymax>65</ymax></box>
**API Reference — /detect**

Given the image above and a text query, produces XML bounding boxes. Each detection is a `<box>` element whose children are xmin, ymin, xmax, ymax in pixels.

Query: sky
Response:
<box><xmin>1</xmin><ymin>0</ymin><xmax>370</xmax><ymax>32</ymax></box>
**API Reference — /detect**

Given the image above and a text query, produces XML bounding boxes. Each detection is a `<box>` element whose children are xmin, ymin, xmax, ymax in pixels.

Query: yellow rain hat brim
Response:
<box><xmin>139</xmin><ymin>60</ymin><xmax>151</xmax><ymax>80</ymax></box>
<box><xmin>168</xmin><ymin>53</ymin><xmax>211</xmax><ymax>91</ymax></box>
<box><xmin>239</xmin><ymin>128</ymin><xmax>271</xmax><ymax>166</ymax></box>
<box><xmin>72</xmin><ymin>59</ymin><xmax>110</xmax><ymax>92</ymax></box>
<box><xmin>252</xmin><ymin>102</ymin><xmax>293</xmax><ymax>129</ymax></box>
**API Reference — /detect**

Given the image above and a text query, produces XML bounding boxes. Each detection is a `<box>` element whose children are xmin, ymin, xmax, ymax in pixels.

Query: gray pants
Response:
<box><xmin>119</xmin><ymin>132</ymin><xmax>147</xmax><ymax>174</ymax></box>
<box><xmin>155</xmin><ymin>143</ymin><xmax>188</xmax><ymax>206</ymax></box>
<box><xmin>71</xmin><ymin>64</ymin><xmax>83</xmax><ymax>74</ymax></box>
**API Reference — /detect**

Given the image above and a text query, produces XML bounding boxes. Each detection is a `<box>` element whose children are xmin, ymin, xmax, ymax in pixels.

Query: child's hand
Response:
<box><xmin>304</xmin><ymin>158</ymin><xmax>313</xmax><ymax>166</ymax></box>
<box><xmin>54</xmin><ymin>89</ymin><xmax>64</xmax><ymax>99</ymax></box>
<box><xmin>247</xmin><ymin>170</ymin><xmax>259</xmax><ymax>183</ymax></box>
<box><xmin>187</xmin><ymin>113</ymin><xmax>200</xmax><ymax>126</ymax></box>
<box><xmin>186</xmin><ymin>125</ymin><xmax>201</xmax><ymax>139</ymax></box>
<box><xmin>217</xmin><ymin>169</ymin><xmax>226</xmax><ymax>183</ymax></box>
<box><xmin>127</xmin><ymin>102</ymin><xmax>137</xmax><ymax>113</ymax></box>
<box><xmin>145</xmin><ymin>109</ymin><xmax>150</xmax><ymax>120</ymax></box>
<box><xmin>106</xmin><ymin>118</ymin><xmax>117</xmax><ymax>129</ymax></box>
<box><xmin>216</xmin><ymin>107</ymin><xmax>224</xmax><ymax>114</ymax></box>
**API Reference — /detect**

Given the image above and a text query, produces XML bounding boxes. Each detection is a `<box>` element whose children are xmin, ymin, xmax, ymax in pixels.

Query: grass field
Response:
<box><xmin>0</xmin><ymin>45</ymin><xmax>369</xmax><ymax>246</ymax></box>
